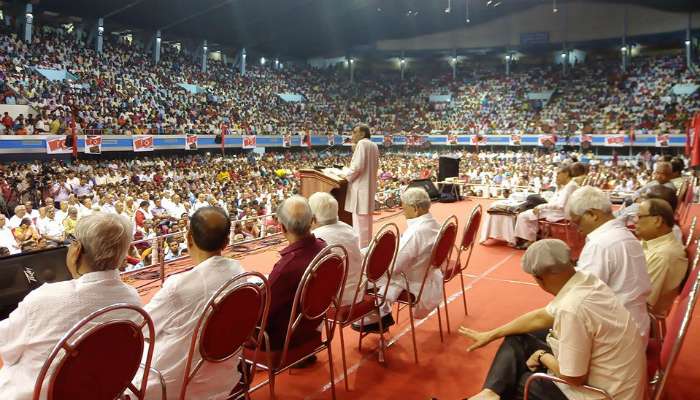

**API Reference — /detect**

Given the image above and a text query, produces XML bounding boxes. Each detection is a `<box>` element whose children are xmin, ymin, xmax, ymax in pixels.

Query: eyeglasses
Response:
<box><xmin>633</xmin><ymin>213</ymin><xmax>655</xmax><ymax>223</ymax></box>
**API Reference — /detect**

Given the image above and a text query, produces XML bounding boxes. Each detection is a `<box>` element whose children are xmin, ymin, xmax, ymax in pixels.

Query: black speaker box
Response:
<box><xmin>64</xmin><ymin>134</ymin><xmax>73</xmax><ymax>147</ymax></box>
<box><xmin>0</xmin><ymin>246</ymin><xmax>72</xmax><ymax>319</ymax></box>
<box><xmin>438</xmin><ymin>155</ymin><xmax>461</xmax><ymax>196</ymax></box>
<box><xmin>407</xmin><ymin>179</ymin><xmax>440</xmax><ymax>201</ymax></box>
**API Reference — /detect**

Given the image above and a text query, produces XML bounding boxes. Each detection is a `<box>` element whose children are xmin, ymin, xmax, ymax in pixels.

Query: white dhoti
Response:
<box><xmin>353</xmin><ymin>213</ymin><xmax>373</xmax><ymax>248</ymax></box>
<box><xmin>479</xmin><ymin>212</ymin><xmax>517</xmax><ymax>245</ymax></box>
<box><xmin>363</xmin><ymin>269</ymin><xmax>444</xmax><ymax>323</ymax></box>
<box><xmin>513</xmin><ymin>209</ymin><xmax>539</xmax><ymax>242</ymax></box>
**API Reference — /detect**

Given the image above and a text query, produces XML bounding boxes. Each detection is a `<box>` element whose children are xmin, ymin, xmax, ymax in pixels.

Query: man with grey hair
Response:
<box><xmin>0</xmin><ymin>213</ymin><xmax>141</xmax><ymax>398</ymax></box>
<box><xmin>353</xmin><ymin>187</ymin><xmax>442</xmax><ymax>333</ymax></box>
<box><xmin>460</xmin><ymin>239</ymin><xmax>646</xmax><ymax>400</ymax></box>
<box><xmin>566</xmin><ymin>186</ymin><xmax>651</xmax><ymax>339</ymax></box>
<box><xmin>264</xmin><ymin>196</ymin><xmax>327</xmax><ymax>365</ymax></box>
<box><xmin>309</xmin><ymin>192</ymin><xmax>363</xmax><ymax>306</ymax></box>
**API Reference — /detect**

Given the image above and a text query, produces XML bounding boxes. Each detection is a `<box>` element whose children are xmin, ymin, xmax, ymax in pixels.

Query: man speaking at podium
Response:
<box><xmin>343</xmin><ymin>125</ymin><xmax>379</xmax><ymax>247</ymax></box>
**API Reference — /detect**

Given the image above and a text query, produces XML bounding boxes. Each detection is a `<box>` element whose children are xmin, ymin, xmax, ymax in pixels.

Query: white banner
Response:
<box><xmin>185</xmin><ymin>134</ymin><xmax>198</xmax><ymax>150</ymax></box>
<box><xmin>604</xmin><ymin>134</ymin><xmax>626</xmax><ymax>147</ymax></box>
<box><xmin>132</xmin><ymin>135</ymin><xmax>154</xmax><ymax>152</ymax></box>
<box><xmin>242</xmin><ymin>135</ymin><xmax>257</xmax><ymax>149</ymax></box>
<box><xmin>45</xmin><ymin>135</ymin><xmax>72</xmax><ymax>154</ymax></box>
<box><xmin>84</xmin><ymin>135</ymin><xmax>102</xmax><ymax>154</ymax></box>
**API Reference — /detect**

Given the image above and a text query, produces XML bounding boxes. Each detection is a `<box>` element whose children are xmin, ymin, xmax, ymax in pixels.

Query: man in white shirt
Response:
<box><xmin>8</xmin><ymin>205</ymin><xmax>28</xmax><ymax>229</ymax></box>
<box><xmin>567</xmin><ymin>186</ymin><xmax>651</xmax><ymax>339</ymax></box>
<box><xmin>165</xmin><ymin>194</ymin><xmax>189</xmax><ymax>219</ymax></box>
<box><xmin>309</xmin><ymin>192</ymin><xmax>363</xmax><ymax>306</ymax></box>
<box><xmin>0</xmin><ymin>213</ymin><xmax>141</xmax><ymax>399</ymax></box>
<box><xmin>353</xmin><ymin>188</ymin><xmax>442</xmax><ymax>332</ymax></box>
<box><xmin>460</xmin><ymin>239</ymin><xmax>646</xmax><ymax>400</ymax></box>
<box><xmin>36</xmin><ymin>207</ymin><xmax>65</xmax><ymax>245</ymax></box>
<box><xmin>0</xmin><ymin>214</ymin><xmax>20</xmax><ymax>255</ymax></box>
<box><xmin>142</xmin><ymin>207</ymin><xmax>246</xmax><ymax>399</ymax></box>
<box><xmin>343</xmin><ymin>125</ymin><xmax>379</xmax><ymax>247</ymax></box>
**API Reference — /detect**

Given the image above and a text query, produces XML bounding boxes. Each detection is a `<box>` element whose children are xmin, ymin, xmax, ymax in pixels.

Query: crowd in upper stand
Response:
<box><xmin>0</xmin><ymin>147</ymin><xmax>679</xmax><ymax>258</ymax></box>
<box><xmin>0</xmin><ymin>24</ymin><xmax>698</xmax><ymax>137</ymax></box>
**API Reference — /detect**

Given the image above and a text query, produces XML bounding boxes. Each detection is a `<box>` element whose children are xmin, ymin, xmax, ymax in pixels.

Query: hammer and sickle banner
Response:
<box><xmin>242</xmin><ymin>135</ymin><xmax>257</xmax><ymax>149</ymax></box>
<box><xmin>604</xmin><ymin>134</ymin><xmax>626</xmax><ymax>147</ymax></box>
<box><xmin>580</xmin><ymin>134</ymin><xmax>593</xmax><ymax>150</ymax></box>
<box><xmin>185</xmin><ymin>134</ymin><xmax>198</xmax><ymax>150</ymax></box>
<box><xmin>509</xmin><ymin>135</ymin><xmax>521</xmax><ymax>146</ymax></box>
<box><xmin>45</xmin><ymin>135</ymin><xmax>72</xmax><ymax>154</ymax></box>
<box><xmin>327</xmin><ymin>135</ymin><xmax>335</xmax><ymax>146</ymax></box>
<box><xmin>133</xmin><ymin>135</ymin><xmax>154</xmax><ymax>152</ymax></box>
<box><xmin>447</xmin><ymin>134</ymin><xmax>458</xmax><ymax>145</ymax></box>
<box><xmin>282</xmin><ymin>135</ymin><xmax>292</xmax><ymax>148</ymax></box>
<box><xmin>538</xmin><ymin>134</ymin><xmax>557</xmax><ymax>148</ymax></box>
<box><xmin>383</xmin><ymin>134</ymin><xmax>393</xmax><ymax>147</ymax></box>
<box><xmin>407</xmin><ymin>135</ymin><xmax>425</xmax><ymax>146</ymax></box>
<box><xmin>84</xmin><ymin>135</ymin><xmax>102</xmax><ymax>154</ymax></box>
<box><xmin>656</xmin><ymin>134</ymin><xmax>670</xmax><ymax>147</ymax></box>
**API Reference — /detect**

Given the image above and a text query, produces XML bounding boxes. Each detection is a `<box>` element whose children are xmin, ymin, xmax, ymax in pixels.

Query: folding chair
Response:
<box><xmin>439</xmin><ymin>205</ymin><xmax>482</xmax><ymax>334</ymax></box>
<box><xmin>33</xmin><ymin>303</ymin><xmax>163</xmax><ymax>400</ymax></box>
<box><xmin>395</xmin><ymin>217</ymin><xmax>459</xmax><ymax>362</ymax></box>
<box><xmin>523</xmin><ymin>372</ymin><xmax>613</xmax><ymax>400</ymax></box>
<box><xmin>647</xmin><ymin>259</ymin><xmax>700</xmax><ymax>400</ymax></box>
<box><xmin>245</xmin><ymin>245</ymin><xmax>347</xmax><ymax>399</ymax></box>
<box><xmin>178</xmin><ymin>272</ymin><xmax>270</xmax><ymax>400</ymax></box>
<box><xmin>328</xmin><ymin>223</ymin><xmax>399</xmax><ymax>389</ymax></box>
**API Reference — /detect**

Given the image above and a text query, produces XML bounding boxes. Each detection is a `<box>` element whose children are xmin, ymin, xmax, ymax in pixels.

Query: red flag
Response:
<box><xmin>691</xmin><ymin>113</ymin><xmax>700</xmax><ymax>168</ymax></box>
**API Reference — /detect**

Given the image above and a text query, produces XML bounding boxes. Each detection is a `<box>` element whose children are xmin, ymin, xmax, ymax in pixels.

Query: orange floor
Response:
<box><xmin>130</xmin><ymin>199</ymin><xmax>700</xmax><ymax>400</ymax></box>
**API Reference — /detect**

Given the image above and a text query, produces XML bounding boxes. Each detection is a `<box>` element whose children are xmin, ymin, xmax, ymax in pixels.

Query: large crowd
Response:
<box><xmin>0</xmin><ymin>24</ymin><xmax>698</xmax><ymax>137</ymax></box>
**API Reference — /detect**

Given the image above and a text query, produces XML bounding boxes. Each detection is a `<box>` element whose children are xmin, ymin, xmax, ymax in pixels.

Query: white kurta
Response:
<box><xmin>513</xmin><ymin>180</ymin><xmax>578</xmax><ymax>242</ymax></box>
<box><xmin>344</xmin><ymin>138</ymin><xmax>379</xmax><ymax>247</ymax></box>
<box><xmin>376</xmin><ymin>213</ymin><xmax>443</xmax><ymax>320</ymax></box>
<box><xmin>0</xmin><ymin>225</ymin><xmax>20</xmax><ymax>254</ymax></box>
<box><xmin>141</xmin><ymin>256</ymin><xmax>246</xmax><ymax>400</ymax></box>
<box><xmin>312</xmin><ymin>221</ymin><xmax>364</xmax><ymax>305</ymax></box>
<box><xmin>576</xmin><ymin>218</ymin><xmax>652</xmax><ymax>339</ymax></box>
<box><xmin>0</xmin><ymin>270</ymin><xmax>141</xmax><ymax>400</ymax></box>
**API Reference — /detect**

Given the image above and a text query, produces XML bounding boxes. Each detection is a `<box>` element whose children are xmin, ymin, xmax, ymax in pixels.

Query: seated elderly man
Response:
<box><xmin>264</xmin><ymin>196</ymin><xmax>326</xmax><ymax>365</ymax></box>
<box><xmin>635</xmin><ymin>199</ymin><xmax>688</xmax><ymax>316</ymax></box>
<box><xmin>0</xmin><ymin>213</ymin><xmax>140</xmax><ymax>399</ymax></box>
<box><xmin>352</xmin><ymin>187</ymin><xmax>442</xmax><ymax>332</ymax></box>
<box><xmin>459</xmin><ymin>239</ymin><xmax>646</xmax><ymax>400</ymax></box>
<box><xmin>618</xmin><ymin>184</ymin><xmax>683</xmax><ymax>242</ymax></box>
<box><xmin>142</xmin><ymin>207</ymin><xmax>246</xmax><ymax>399</ymax></box>
<box><xmin>308</xmin><ymin>192</ymin><xmax>363</xmax><ymax>306</ymax></box>
<box><xmin>513</xmin><ymin>165</ymin><xmax>578</xmax><ymax>250</ymax></box>
<box><xmin>567</xmin><ymin>186</ymin><xmax>651</xmax><ymax>339</ymax></box>
<box><xmin>0</xmin><ymin>214</ymin><xmax>20</xmax><ymax>255</ymax></box>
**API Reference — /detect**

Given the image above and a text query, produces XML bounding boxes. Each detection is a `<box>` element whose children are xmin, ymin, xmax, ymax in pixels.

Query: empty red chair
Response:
<box><xmin>439</xmin><ymin>205</ymin><xmax>482</xmax><ymax>334</ymax></box>
<box><xmin>178</xmin><ymin>271</ymin><xmax>270</xmax><ymax>400</ymax></box>
<box><xmin>33</xmin><ymin>303</ymin><xmax>160</xmax><ymax>400</ymax></box>
<box><xmin>395</xmin><ymin>216</ymin><xmax>459</xmax><ymax>362</ymax></box>
<box><xmin>328</xmin><ymin>223</ymin><xmax>399</xmax><ymax>389</ymax></box>
<box><xmin>244</xmin><ymin>245</ymin><xmax>347</xmax><ymax>399</ymax></box>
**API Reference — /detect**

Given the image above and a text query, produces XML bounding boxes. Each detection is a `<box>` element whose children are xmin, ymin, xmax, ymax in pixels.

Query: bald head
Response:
<box><xmin>189</xmin><ymin>207</ymin><xmax>231</xmax><ymax>252</ymax></box>
<box><xmin>277</xmin><ymin>195</ymin><xmax>313</xmax><ymax>236</ymax></box>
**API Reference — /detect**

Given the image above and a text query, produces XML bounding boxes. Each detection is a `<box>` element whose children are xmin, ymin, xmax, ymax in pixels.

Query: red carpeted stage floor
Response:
<box><xmin>133</xmin><ymin>198</ymin><xmax>700</xmax><ymax>399</ymax></box>
<box><xmin>28</xmin><ymin>198</ymin><xmax>700</xmax><ymax>399</ymax></box>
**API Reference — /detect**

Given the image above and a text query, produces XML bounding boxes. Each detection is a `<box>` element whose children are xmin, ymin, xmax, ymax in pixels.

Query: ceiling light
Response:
<box><xmin>445</xmin><ymin>0</ymin><xmax>451</xmax><ymax>13</ymax></box>
<box><xmin>553</xmin><ymin>0</ymin><xmax>558</xmax><ymax>13</ymax></box>
<box><xmin>465</xmin><ymin>0</ymin><xmax>470</xmax><ymax>23</ymax></box>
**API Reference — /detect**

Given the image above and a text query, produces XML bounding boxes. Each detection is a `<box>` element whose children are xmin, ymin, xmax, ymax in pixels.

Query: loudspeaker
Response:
<box><xmin>438</xmin><ymin>155</ymin><xmax>461</xmax><ymax>196</ymax></box>
<box><xmin>214</xmin><ymin>134</ymin><xmax>222</xmax><ymax>144</ymax></box>
<box><xmin>64</xmin><ymin>134</ymin><xmax>73</xmax><ymax>147</ymax></box>
<box><xmin>408</xmin><ymin>179</ymin><xmax>440</xmax><ymax>201</ymax></box>
<box><xmin>0</xmin><ymin>246</ymin><xmax>72</xmax><ymax>319</ymax></box>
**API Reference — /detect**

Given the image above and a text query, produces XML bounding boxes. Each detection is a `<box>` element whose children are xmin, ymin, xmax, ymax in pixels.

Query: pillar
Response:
<box><xmin>96</xmin><ymin>18</ymin><xmax>104</xmax><ymax>53</ymax></box>
<box><xmin>201</xmin><ymin>40</ymin><xmax>207</xmax><ymax>73</ymax></box>
<box><xmin>154</xmin><ymin>30</ymin><xmax>161</xmax><ymax>64</ymax></box>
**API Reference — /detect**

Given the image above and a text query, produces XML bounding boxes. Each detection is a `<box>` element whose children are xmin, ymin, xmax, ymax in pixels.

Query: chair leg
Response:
<box><xmin>376</xmin><ymin>312</ymin><xmax>386</xmax><ymax>364</ymax></box>
<box><xmin>338</xmin><ymin>325</ymin><xmax>349</xmax><ymax>391</ymax></box>
<box><xmin>327</xmin><ymin>344</ymin><xmax>337</xmax><ymax>400</ymax></box>
<box><xmin>436</xmin><ymin>299</ymin><xmax>444</xmax><ymax>343</ymax></box>
<box><xmin>395</xmin><ymin>303</ymin><xmax>400</xmax><ymax>325</ymax></box>
<box><xmin>407</xmin><ymin>305</ymin><xmax>419</xmax><ymax>364</ymax></box>
<box><xmin>268</xmin><ymin>368</ymin><xmax>275</xmax><ymax>399</ymax></box>
<box><xmin>459</xmin><ymin>272</ymin><xmax>468</xmax><ymax>315</ymax></box>
<box><xmin>442</xmin><ymin>283</ymin><xmax>451</xmax><ymax>334</ymax></box>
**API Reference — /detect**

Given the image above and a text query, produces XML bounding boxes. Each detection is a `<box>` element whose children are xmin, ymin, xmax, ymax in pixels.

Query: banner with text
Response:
<box><xmin>604</xmin><ymin>134</ymin><xmax>626</xmax><ymax>147</ymax></box>
<box><xmin>84</xmin><ymin>135</ymin><xmax>102</xmax><ymax>154</ymax></box>
<box><xmin>46</xmin><ymin>135</ymin><xmax>72</xmax><ymax>154</ymax></box>
<box><xmin>133</xmin><ymin>135</ymin><xmax>154</xmax><ymax>152</ymax></box>
<box><xmin>242</xmin><ymin>135</ymin><xmax>257</xmax><ymax>149</ymax></box>
<box><xmin>656</xmin><ymin>134</ymin><xmax>670</xmax><ymax>147</ymax></box>
<box><xmin>185</xmin><ymin>134</ymin><xmax>198</xmax><ymax>150</ymax></box>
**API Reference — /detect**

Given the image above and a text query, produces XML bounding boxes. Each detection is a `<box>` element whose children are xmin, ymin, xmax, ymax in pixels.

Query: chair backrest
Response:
<box><xmin>653</xmin><ymin>271</ymin><xmax>700</xmax><ymax>400</ymax></box>
<box><xmin>180</xmin><ymin>272</ymin><xmax>270</xmax><ymax>399</ymax></box>
<box><xmin>34</xmin><ymin>304</ymin><xmax>155</xmax><ymax>400</ymax></box>
<box><xmin>417</xmin><ymin>216</ymin><xmax>458</xmax><ymax>302</ymax></box>
<box><xmin>448</xmin><ymin>205</ymin><xmax>482</xmax><ymax>278</ymax></box>
<box><xmin>685</xmin><ymin>216</ymin><xmax>697</xmax><ymax>249</ymax></box>
<box><xmin>363</xmin><ymin>223</ymin><xmax>400</xmax><ymax>283</ymax></box>
<box><xmin>281</xmin><ymin>245</ymin><xmax>347</xmax><ymax>363</ymax></box>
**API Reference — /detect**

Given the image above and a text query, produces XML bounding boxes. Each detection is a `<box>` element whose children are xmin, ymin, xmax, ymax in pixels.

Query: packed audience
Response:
<box><xmin>0</xmin><ymin>24</ymin><xmax>698</xmax><ymax>137</ymax></box>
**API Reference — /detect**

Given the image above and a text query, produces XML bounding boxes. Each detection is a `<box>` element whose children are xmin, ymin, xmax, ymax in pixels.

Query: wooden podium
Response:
<box><xmin>299</xmin><ymin>168</ymin><xmax>353</xmax><ymax>226</ymax></box>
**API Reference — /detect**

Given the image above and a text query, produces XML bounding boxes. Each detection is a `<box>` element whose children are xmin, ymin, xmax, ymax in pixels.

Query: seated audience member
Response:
<box><xmin>635</xmin><ymin>161</ymin><xmax>676</xmax><ymax>195</ymax></box>
<box><xmin>0</xmin><ymin>213</ymin><xmax>140</xmax><ymax>399</ymax></box>
<box><xmin>513</xmin><ymin>165</ymin><xmax>577</xmax><ymax>249</ymax></box>
<box><xmin>617</xmin><ymin>184</ymin><xmax>682</xmax><ymax>241</ymax></box>
<box><xmin>353</xmin><ymin>187</ymin><xmax>442</xmax><ymax>332</ymax></box>
<box><xmin>13</xmin><ymin>218</ymin><xmax>39</xmax><ymax>248</ymax></box>
<box><xmin>635</xmin><ymin>199</ymin><xmax>688</xmax><ymax>316</ymax></box>
<box><xmin>135</xmin><ymin>200</ymin><xmax>153</xmax><ymax>228</ymax></box>
<box><xmin>8</xmin><ymin>205</ymin><xmax>28</xmax><ymax>229</ymax></box>
<box><xmin>567</xmin><ymin>186</ymin><xmax>651</xmax><ymax>338</ymax></box>
<box><xmin>36</xmin><ymin>206</ymin><xmax>65</xmax><ymax>246</ymax></box>
<box><xmin>142</xmin><ymin>207</ymin><xmax>246</xmax><ymax>399</ymax></box>
<box><xmin>0</xmin><ymin>247</ymin><xmax>9</xmax><ymax>257</ymax></box>
<box><xmin>0</xmin><ymin>214</ymin><xmax>20</xmax><ymax>255</ymax></box>
<box><xmin>265</xmin><ymin>196</ymin><xmax>326</xmax><ymax>359</ymax></box>
<box><xmin>569</xmin><ymin>162</ymin><xmax>588</xmax><ymax>186</ymax></box>
<box><xmin>459</xmin><ymin>239</ymin><xmax>646</xmax><ymax>400</ymax></box>
<box><xmin>669</xmin><ymin>157</ymin><xmax>685</xmax><ymax>190</ymax></box>
<box><xmin>309</xmin><ymin>192</ymin><xmax>363</xmax><ymax>306</ymax></box>
<box><xmin>62</xmin><ymin>207</ymin><xmax>79</xmax><ymax>238</ymax></box>
<box><xmin>163</xmin><ymin>239</ymin><xmax>182</xmax><ymax>261</ymax></box>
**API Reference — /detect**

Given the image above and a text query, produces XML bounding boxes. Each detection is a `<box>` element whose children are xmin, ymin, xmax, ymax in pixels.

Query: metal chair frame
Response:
<box><xmin>439</xmin><ymin>205</ymin><xmax>482</xmax><ymax>335</ymax></box>
<box><xmin>523</xmin><ymin>372</ymin><xmax>613</xmax><ymax>400</ymax></box>
<box><xmin>246</xmin><ymin>245</ymin><xmax>348</xmax><ymax>399</ymax></box>
<box><xmin>33</xmin><ymin>303</ymin><xmax>164</xmax><ymax>400</ymax></box>
<box><xmin>394</xmin><ymin>216</ymin><xmax>459</xmax><ymax>362</ymax></box>
<box><xmin>178</xmin><ymin>272</ymin><xmax>270</xmax><ymax>400</ymax></box>
<box><xmin>684</xmin><ymin>216</ymin><xmax>697</xmax><ymax>250</ymax></box>
<box><xmin>330</xmin><ymin>223</ymin><xmax>399</xmax><ymax>390</ymax></box>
